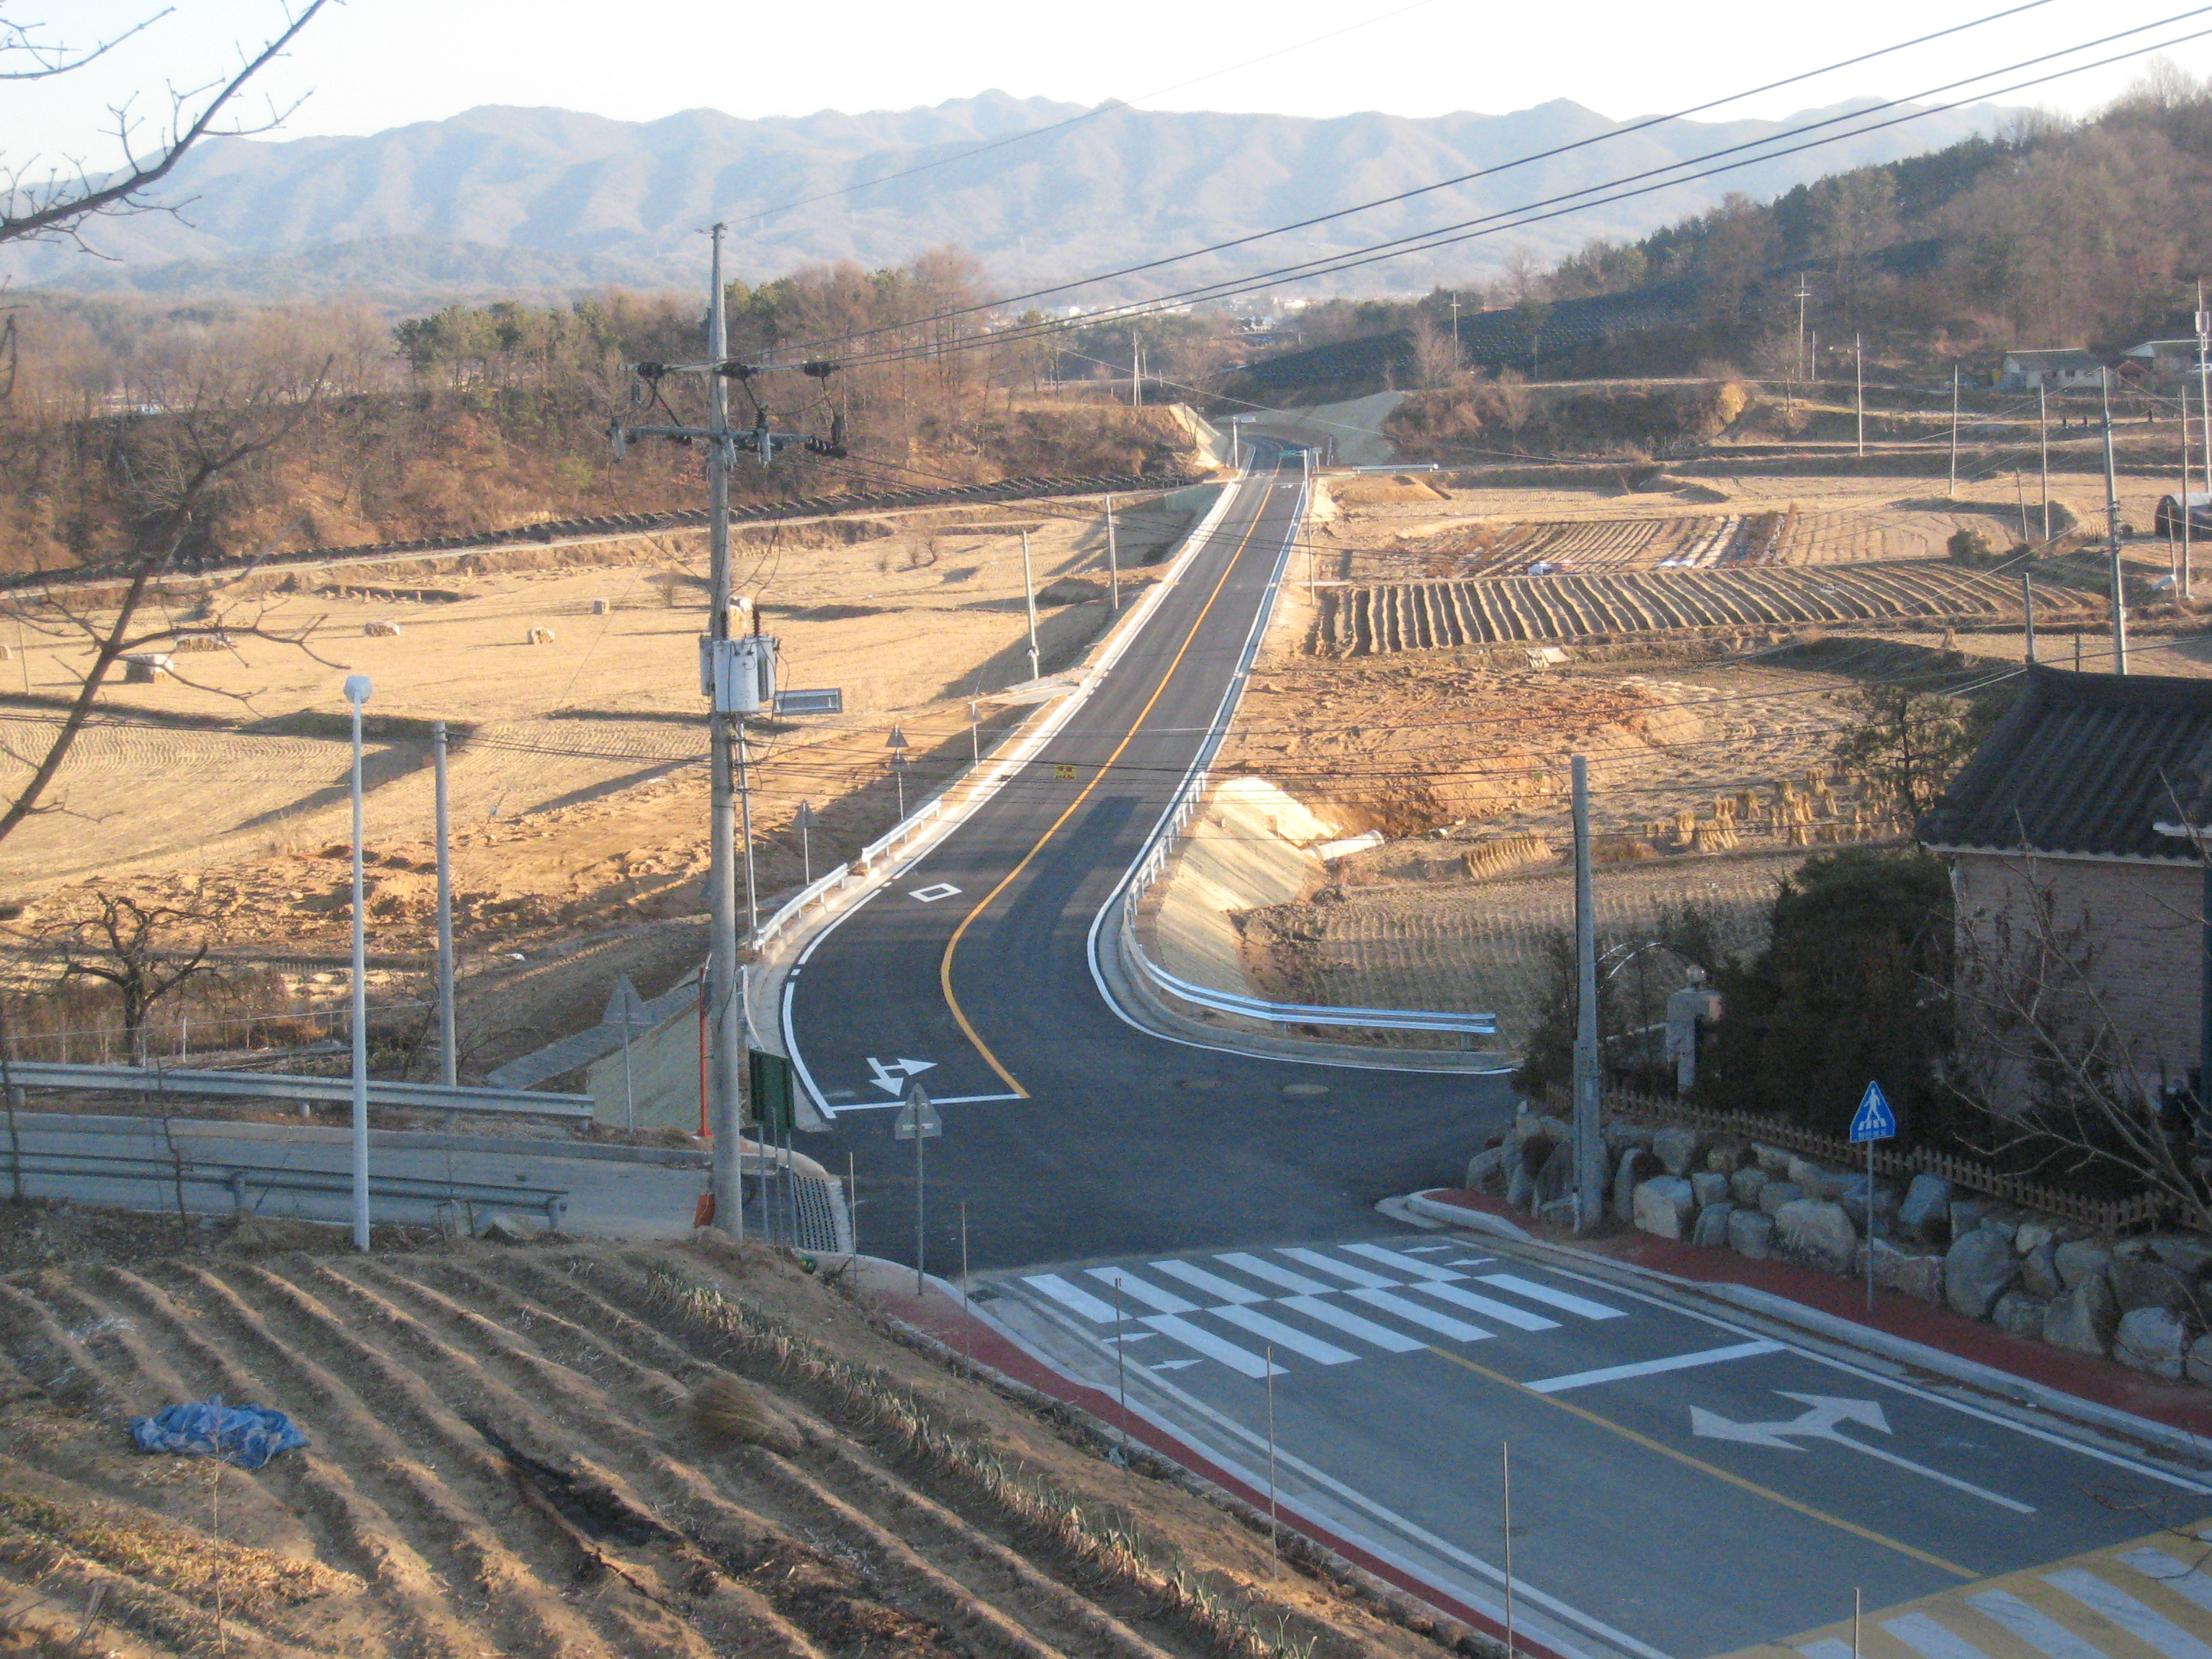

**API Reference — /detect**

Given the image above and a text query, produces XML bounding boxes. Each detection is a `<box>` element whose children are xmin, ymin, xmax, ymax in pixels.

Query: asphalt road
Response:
<box><xmin>783</xmin><ymin>451</ymin><xmax>1515</xmax><ymax>1271</ymax></box>
<box><xmin>978</xmin><ymin>1228</ymin><xmax>2212</xmax><ymax>1659</ymax></box>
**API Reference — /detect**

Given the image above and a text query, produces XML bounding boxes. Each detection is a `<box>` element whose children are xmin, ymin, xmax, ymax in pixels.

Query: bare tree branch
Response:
<box><xmin>0</xmin><ymin>9</ymin><xmax>171</xmax><ymax>83</ymax></box>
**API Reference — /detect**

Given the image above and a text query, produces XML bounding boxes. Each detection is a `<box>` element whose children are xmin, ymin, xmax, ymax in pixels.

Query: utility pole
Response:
<box><xmin>704</xmin><ymin>223</ymin><xmax>745</xmax><ymax>1236</ymax></box>
<box><xmin>1020</xmin><ymin>528</ymin><xmax>1040</xmax><ymax>681</ymax></box>
<box><xmin>2182</xmin><ymin>380</ymin><xmax>2194</xmax><ymax>601</ymax></box>
<box><xmin>1854</xmin><ymin>333</ymin><xmax>1864</xmax><ymax>458</ymax></box>
<box><xmin>2023</xmin><ymin>571</ymin><xmax>2037</xmax><ymax>665</ymax></box>
<box><xmin>1570</xmin><ymin>756</ymin><xmax>1602</xmax><ymax>1231</ymax></box>
<box><xmin>1450</xmin><ymin>294</ymin><xmax>1462</xmax><ymax>368</ymax></box>
<box><xmin>1948</xmin><ymin>364</ymin><xmax>1960</xmax><ymax>499</ymax></box>
<box><xmin>2197</xmin><ymin>281</ymin><xmax>2211</xmax><ymax>598</ymax></box>
<box><xmin>1793</xmin><ymin>274</ymin><xmax>1810</xmax><ymax>407</ymax></box>
<box><xmin>1132</xmin><ymin>341</ymin><xmax>1143</xmax><ymax>410</ymax></box>
<box><xmin>344</xmin><ymin>674</ymin><xmax>373</xmax><ymax>1251</ymax></box>
<box><xmin>1105</xmin><ymin>495</ymin><xmax>1120</xmax><ymax>613</ymax></box>
<box><xmin>433</xmin><ymin>720</ymin><xmax>456</xmax><ymax>1087</ymax></box>
<box><xmin>2039</xmin><ymin>383</ymin><xmax>2052</xmax><ymax>543</ymax></box>
<box><xmin>2103</xmin><ymin>370</ymin><xmax>2128</xmax><ymax>675</ymax></box>
<box><xmin>795</xmin><ymin>799</ymin><xmax>815</xmax><ymax>886</ymax></box>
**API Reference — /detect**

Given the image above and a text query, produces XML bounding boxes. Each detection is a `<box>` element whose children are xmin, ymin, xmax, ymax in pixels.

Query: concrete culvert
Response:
<box><xmin>687</xmin><ymin>1375</ymin><xmax>801</xmax><ymax>1455</ymax></box>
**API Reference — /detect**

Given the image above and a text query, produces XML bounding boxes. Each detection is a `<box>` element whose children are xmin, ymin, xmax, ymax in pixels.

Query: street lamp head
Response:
<box><xmin>343</xmin><ymin>675</ymin><xmax>372</xmax><ymax>706</ymax></box>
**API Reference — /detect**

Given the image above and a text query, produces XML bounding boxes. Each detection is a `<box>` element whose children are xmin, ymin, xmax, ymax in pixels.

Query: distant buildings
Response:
<box><xmin>1995</xmin><ymin>349</ymin><xmax>2107</xmax><ymax>391</ymax></box>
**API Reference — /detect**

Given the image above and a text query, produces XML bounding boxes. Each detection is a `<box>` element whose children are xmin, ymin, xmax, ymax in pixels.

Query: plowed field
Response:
<box><xmin>1364</xmin><ymin>510</ymin><xmax>1921</xmax><ymax>578</ymax></box>
<box><xmin>0</xmin><ymin>1237</ymin><xmax>1448</xmax><ymax>1659</ymax></box>
<box><xmin>1312</xmin><ymin>561</ymin><xmax>2099</xmax><ymax>654</ymax></box>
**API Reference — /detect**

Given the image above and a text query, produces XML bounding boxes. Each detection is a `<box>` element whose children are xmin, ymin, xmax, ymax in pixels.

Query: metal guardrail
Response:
<box><xmin>0</xmin><ymin>1147</ymin><xmax>570</xmax><ymax>1229</ymax></box>
<box><xmin>753</xmin><ymin>861</ymin><xmax>853</xmax><ymax>950</ymax></box>
<box><xmin>0</xmin><ymin>1060</ymin><xmax>594</xmax><ymax>1119</ymax></box>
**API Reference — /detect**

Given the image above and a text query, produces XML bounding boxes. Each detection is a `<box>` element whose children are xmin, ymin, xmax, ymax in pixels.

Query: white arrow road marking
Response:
<box><xmin>1691</xmin><ymin>1393</ymin><xmax>2035</xmax><ymax>1513</ymax></box>
<box><xmin>1148</xmin><ymin>1359</ymin><xmax>1204</xmax><ymax>1371</ymax></box>
<box><xmin>866</xmin><ymin>1056</ymin><xmax>938</xmax><ymax>1095</ymax></box>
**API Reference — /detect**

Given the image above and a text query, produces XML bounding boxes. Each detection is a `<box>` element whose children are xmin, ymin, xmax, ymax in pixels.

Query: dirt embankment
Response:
<box><xmin>1385</xmin><ymin>379</ymin><xmax>1748</xmax><ymax>462</ymax></box>
<box><xmin>0</xmin><ymin>1228</ymin><xmax>1464</xmax><ymax>1659</ymax></box>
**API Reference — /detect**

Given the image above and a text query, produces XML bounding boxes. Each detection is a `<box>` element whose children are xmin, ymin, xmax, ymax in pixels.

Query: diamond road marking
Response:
<box><xmin>908</xmin><ymin>883</ymin><xmax>962</xmax><ymax>902</ymax></box>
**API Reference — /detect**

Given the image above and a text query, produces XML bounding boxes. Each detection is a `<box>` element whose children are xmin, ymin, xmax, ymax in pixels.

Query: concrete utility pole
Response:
<box><xmin>1854</xmin><ymin>333</ymin><xmax>1865</xmax><ymax>458</ymax></box>
<box><xmin>2039</xmin><ymin>383</ymin><xmax>2052</xmax><ymax>543</ymax></box>
<box><xmin>2197</xmin><ymin>282</ymin><xmax>2211</xmax><ymax>598</ymax></box>
<box><xmin>705</xmin><ymin>224</ymin><xmax>746</xmax><ymax>1235</ymax></box>
<box><xmin>1948</xmin><ymin>364</ymin><xmax>1961</xmax><ymax>499</ymax></box>
<box><xmin>1570</xmin><ymin>757</ymin><xmax>1602</xmax><ymax>1231</ymax></box>
<box><xmin>1020</xmin><ymin>528</ymin><xmax>1040</xmax><ymax>681</ymax></box>
<box><xmin>1105</xmin><ymin>495</ymin><xmax>1120</xmax><ymax>613</ymax></box>
<box><xmin>2182</xmin><ymin>382</ymin><xmax>2194</xmax><ymax>601</ymax></box>
<box><xmin>344</xmin><ymin>674</ymin><xmax>373</xmax><ymax>1251</ymax></box>
<box><xmin>1450</xmin><ymin>295</ymin><xmax>1462</xmax><ymax>368</ymax></box>
<box><xmin>2103</xmin><ymin>370</ymin><xmax>2128</xmax><ymax>675</ymax></box>
<box><xmin>433</xmin><ymin>720</ymin><xmax>456</xmax><ymax>1087</ymax></box>
<box><xmin>1794</xmin><ymin>274</ymin><xmax>1810</xmax><ymax>395</ymax></box>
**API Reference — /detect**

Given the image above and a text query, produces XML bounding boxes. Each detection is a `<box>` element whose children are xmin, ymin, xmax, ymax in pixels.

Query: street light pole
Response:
<box><xmin>344</xmin><ymin>674</ymin><xmax>373</xmax><ymax>1251</ymax></box>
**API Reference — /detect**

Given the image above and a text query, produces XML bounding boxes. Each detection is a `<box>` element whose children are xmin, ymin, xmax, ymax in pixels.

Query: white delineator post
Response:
<box><xmin>433</xmin><ymin>719</ymin><xmax>456</xmax><ymax>1088</ymax></box>
<box><xmin>344</xmin><ymin>674</ymin><xmax>373</xmax><ymax>1251</ymax></box>
<box><xmin>1571</xmin><ymin>755</ymin><xmax>1603</xmax><ymax>1228</ymax></box>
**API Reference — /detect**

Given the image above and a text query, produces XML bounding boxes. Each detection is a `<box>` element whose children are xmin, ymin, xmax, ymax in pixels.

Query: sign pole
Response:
<box><xmin>892</xmin><ymin>1081</ymin><xmax>943</xmax><ymax>1296</ymax></box>
<box><xmin>1866</xmin><ymin>1133</ymin><xmax>1876</xmax><ymax>1312</ymax></box>
<box><xmin>1848</xmin><ymin>1079</ymin><xmax>1897</xmax><ymax>1313</ymax></box>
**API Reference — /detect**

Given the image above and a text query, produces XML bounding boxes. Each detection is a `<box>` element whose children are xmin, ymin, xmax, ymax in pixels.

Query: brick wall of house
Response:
<box><xmin>1951</xmin><ymin>850</ymin><xmax>2203</xmax><ymax>1091</ymax></box>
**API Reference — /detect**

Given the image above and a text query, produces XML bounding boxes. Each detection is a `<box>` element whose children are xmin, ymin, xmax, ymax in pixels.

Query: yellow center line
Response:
<box><xmin>937</xmin><ymin>487</ymin><xmax>1275</xmax><ymax>1098</ymax></box>
<box><xmin>1425</xmin><ymin>1346</ymin><xmax>1977</xmax><ymax>1580</ymax></box>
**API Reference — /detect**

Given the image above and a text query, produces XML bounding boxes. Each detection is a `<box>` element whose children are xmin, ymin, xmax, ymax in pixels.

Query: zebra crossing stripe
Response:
<box><xmin>1348</xmin><ymin>1286</ymin><xmax>1492</xmax><ymax>1342</ymax></box>
<box><xmin>1023</xmin><ymin>1273</ymin><xmax>1118</xmax><ymax>1321</ymax></box>
<box><xmin>2120</xmin><ymin>1550</ymin><xmax>2212</xmax><ymax>1615</ymax></box>
<box><xmin>1278</xmin><ymin>1246</ymin><xmax>1395</xmax><ymax>1288</ymax></box>
<box><xmin>1477</xmin><ymin>1272</ymin><xmax>1627</xmax><ymax>1321</ymax></box>
<box><xmin>1882</xmin><ymin>1612</ymin><xmax>1993</xmax><ymax>1659</ymax></box>
<box><xmin>1149</xmin><ymin>1259</ymin><xmax>1269</xmax><ymax>1303</ymax></box>
<box><xmin>1343</xmin><ymin>1241</ymin><xmax>1469</xmax><ymax>1281</ymax></box>
<box><xmin>2042</xmin><ymin>1570</ymin><xmax>2212</xmax><ymax>1659</ymax></box>
<box><xmin>1968</xmin><ymin>1590</ymin><xmax>2109</xmax><ymax>1659</ymax></box>
<box><xmin>1412</xmin><ymin>1280</ymin><xmax>1560</xmax><ymax>1331</ymax></box>
<box><xmin>1141</xmin><ymin>1312</ymin><xmax>1280</xmax><ymax>1377</ymax></box>
<box><xmin>1213</xmin><ymin>1251</ymin><xmax>1335</xmax><ymax>1295</ymax></box>
<box><xmin>1086</xmin><ymin>1267</ymin><xmax>1196</xmax><ymax>1314</ymax></box>
<box><xmin>1280</xmin><ymin>1295</ymin><xmax>1429</xmax><ymax>1353</ymax></box>
<box><xmin>1211</xmin><ymin>1303</ymin><xmax>1358</xmax><ymax>1365</ymax></box>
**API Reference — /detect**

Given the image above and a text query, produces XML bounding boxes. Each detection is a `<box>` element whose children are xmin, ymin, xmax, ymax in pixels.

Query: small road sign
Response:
<box><xmin>1053</xmin><ymin>763</ymin><xmax>1076</xmax><ymax>781</ymax></box>
<box><xmin>1848</xmin><ymin>1080</ymin><xmax>1897</xmax><ymax>1143</ymax></box>
<box><xmin>775</xmin><ymin>688</ymin><xmax>843</xmax><ymax>716</ymax></box>
<box><xmin>893</xmin><ymin>1087</ymin><xmax>943</xmax><ymax>1140</ymax></box>
<box><xmin>602</xmin><ymin>976</ymin><xmax>657</xmax><ymax>1035</ymax></box>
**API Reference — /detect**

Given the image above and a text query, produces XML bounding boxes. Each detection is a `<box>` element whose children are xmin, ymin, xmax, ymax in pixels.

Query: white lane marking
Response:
<box><xmin>1086</xmin><ymin>1267</ymin><xmax>1196</xmax><ymax>1315</ymax></box>
<box><xmin>1141</xmin><ymin>1313</ymin><xmax>1281</xmax><ymax>1377</ymax></box>
<box><xmin>908</xmin><ymin>883</ymin><xmax>962</xmax><ymax>902</ymax></box>
<box><xmin>1279</xmin><ymin>1246</ymin><xmax>1395</xmax><ymax>1288</ymax></box>
<box><xmin>1526</xmin><ymin>1340</ymin><xmax>1783</xmax><ymax>1394</ymax></box>
<box><xmin>1212</xmin><ymin>1304</ymin><xmax>1358</xmax><ymax>1365</ymax></box>
<box><xmin>829</xmin><ymin>1092</ymin><xmax>1020</xmax><ymax>1110</ymax></box>
<box><xmin>1215</xmin><ymin>1251</ymin><xmax>1335</xmax><ymax>1295</ymax></box>
<box><xmin>1281</xmin><ymin>1295</ymin><xmax>1429</xmax><ymax>1354</ymax></box>
<box><xmin>2121</xmin><ymin>1549</ymin><xmax>2212</xmax><ymax>1614</ymax></box>
<box><xmin>1478</xmin><ymin>1272</ymin><xmax>1628</xmax><ymax>1321</ymax></box>
<box><xmin>1799</xmin><ymin>1640</ymin><xmax>1859</xmax><ymax>1659</ymax></box>
<box><xmin>1023</xmin><ymin>1273</ymin><xmax>1117</xmax><ymax>1322</ymax></box>
<box><xmin>1343</xmin><ymin>1241</ymin><xmax>1469</xmax><ymax>1281</ymax></box>
<box><xmin>1150</xmin><ymin>1259</ymin><xmax>1268</xmax><ymax>1304</ymax></box>
<box><xmin>1349</xmin><ymin>1287</ymin><xmax>1492</xmax><ymax>1342</ymax></box>
<box><xmin>1401</xmin><ymin>1244</ymin><xmax>1457</xmax><ymax>1254</ymax></box>
<box><xmin>1412</xmin><ymin>1281</ymin><xmax>1560</xmax><ymax>1331</ymax></box>
<box><xmin>1884</xmin><ymin>1611</ymin><xmax>1995</xmax><ymax>1659</ymax></box>
<box><xmin>2046</xmin><ymin>1568</ymin><xmax>2212</xmax><ymax>1659</ymax></box>
<box><xmin>1969</xmin><ymin>1590</ymin><xmax>2110</xmax><ymax>1659</ymax></box>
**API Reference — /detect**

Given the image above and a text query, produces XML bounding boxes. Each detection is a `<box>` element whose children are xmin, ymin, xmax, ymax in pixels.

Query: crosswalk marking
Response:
<box><xmin>1211</xmin><ymin>1303</ymin><xmax>1358</xmax><ymax>1364</ymax></box>
<box><xmin>1349</xmin><ymin>1285</ymin><xmax>1493</xmax><ymax>1342</ymax></box>
<box><xmin>1968</xmin><ymin>1591</ymin><xmax>2110</xmax><ymax>1659</ymax></box>
<box><xmin>1885</xmin><ymin>1611</ymin><xmax>1993</xmax><ymax>1659</ymax></box>
<box><xmin>1343</xmin><ymin>1241</ymin><xmax>1470</xmax><ymax>1281</ymax></box>
<box><xmin>1278</xmin><ymin>1246</ymin><xmax>1396</xmax><ymax>1288</ymax></box>
<box><xmin>1279</xmin><ymin>1294</ymin><xmax>1429</xmax><ymax>1353</ymax></box>
<box><xmin>2044</xmin><ymin>1570</ymin><xmax>2212</xmax><ymax>1659</ymax></box>
<box><xmin>2121</xmin><ymin>1550</ymin><xmax>2212</xmax><ymax>1616</ymax></box>
<box><xmin>1412</xmin><ymin>1280</ymin><xmax>1561</xmax><ymax>1331</ymax></box>
<box><xmin>1214</xmin><ymin>1252</ymin><xmax>1335</xmax><ymax>1295</ymax></box>
<box><xmin>1477</xmin><ymin>1272</ymin><xmax>1628</xmax><ymax>1321</ymax></box>
<box><xmin>1150</xmin><ymin>1259</ymin><xmax>1269</xmax><ymax>1303</ymax></box>
<box><xmin>1024</xmin><ymin>1273</ymin><xmax>1118</xmax><ymax>1322</ymax></box>
<box><xmin>1087</xmin><ymin>1267</ymin><xmax>1196</xmax><ymax>1315</ymax></box>
<box><xmin>1798</xmin><ymin>1641</ymin><xmax>1858</xmax><ymax>1659</ymax></box>
<box><xmin>1141</xmin><ymin>1313</ymin><xmax>1281</xmax><ymax>1377</ymax></box>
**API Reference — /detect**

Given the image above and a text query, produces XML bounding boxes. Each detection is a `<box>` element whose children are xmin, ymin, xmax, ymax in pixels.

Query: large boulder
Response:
<box><xmin>1945</xmin><ymin>1229</ymin><xmax>2019</xmax><ymax>1318</ymax></box>
<box><xmin>1653</xmin><ymin>1125</ymin><xmax>1704</xmax><ymax>1177</ymax></box>
<box><xmin>1692</xmin><ymin>1201</ymin><xmax>1737</xmax><ymax>1247</ymax></box>
<box><xmin>1533</xmin><ymin>1140</ymin><xmax>1576</xmax><ymax>1210</ymax></box>
<box><xmin>1728</xmin><ymin>1208</ymin><xmax>1776</xmax><ymax>1259</ymax></box>
<box><xmin>2142</xmin><ymin>1233</ymin><xmax>2212</xmax><ymax>1279</ymax></box>
<box><xmin>1864</xmin><ymin>1237</ymin><xmax>1946</xmax><ymax>1304</ymax></box>
<box><xmin>2013</xmin><ymin>1220</ymin><xmax>2059</xmax><ymax>1256</ymax></box>
<box><xmin>2043</xmin><ymin>1274</ymin><xmax>2119</xmax><ymax>1356</ymax></box>
<box><xmin>1950</xmin><ymin>1197</ymin><xmax>1987</xmax><ymax>1241</ymax></box>
<box><xmin>1896</xmin><ymin>1174</ymin><xmax>1954</xmax><ymax>1244</ymax></box>
<box><xmin>1467</xmin><ymin>1145</ymin><xmax>1508</xmax><ymax>1192</ymax></box>
<box><xmin>1753</xmin><ymin>1143</ymin><xmax>1792</xmax><ymax>1174</ymax></box>
<box><xmin>1632</xmin><ymin>1177</ymin><xmax>1698</xmax><ymax>1241</ymax></box>
<box><xmin>2115</xmin><ymin>1307</ymin><xmax>2190</xmax><ymax>1380</ymax></box>
<box><xmin>1836</xmin><ymin>1174</ymin><xmax>1899</xmax><ymax>1236</ymax></box>
<box><xmin>1992</xmin><ymin>1291</ymin><xmax>2049</xmax><ymax>1337</ymax></box>
<box><xmin>2188</xmin><ymin>1334</ymin><xmax>2212</xmax><ymax>1386</ymax></box>
<box><xmin>1705</xmin><ymin>1138</ymin><xmax>1751</xmax><ymax>1174</ymax></box>
<box><xmin>1757</xmin><ymin>1180</ymin><xmax>1806</xmax><ymax>1217</ymax></box>
<box><xmin>1730</xmin><ymin>1166</ymin><xmax>1772</xmax><ymax>1208</ymax></box>
<box><xmin>2054</xmin><ymin>1238</ymin><xmax>2113</xmax><ymax>1291</ymax></box>
<box><xmin>1775</xmin><ymin>1200</ymin><xmax>1858</xmax><ymax>1275</ymax></box>
<box><xmin>2019</xmin><ymin>1240</ymin><xmax>2062</xmax><ymax>1300</ymax></box>
<box><xmin>1613</xmin><ymin>1148</ymin><xmax>1663</xmax><ymax>1224</ymax></box>
<box><xmin>2109</xmin><ymin>1253</ymin><xmax>2195</xmax><ymax>1316</ymax></box>
<box><xmin>1786</xmin><ymin>1157</ymin><xmax>1848</xmax><ymax>1200</ymax></box>
<box><xmin>1604</xmin><ymin>1120</ymin><xmax>1656</xmax><ymax>1155</ymax></box>
<box><xmin>1690</xmin><ymin>1172</ymin><xmax>1732</xmax><ymax>1211</ymax></box>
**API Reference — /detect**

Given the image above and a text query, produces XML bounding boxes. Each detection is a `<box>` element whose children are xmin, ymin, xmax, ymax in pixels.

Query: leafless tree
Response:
<box><xmin>0</xmin><ymin>1</ymin><xmax>333</xmax><ymax>253</ymax></box>
<box><xmin>1406</xmin><ymin>313</ymin><xmax>1457</xmax><ymax>390</ymax></box>
<box><xmin>52</xmin><ymin>891</ymin><xmax>214</xmax><ymax>1066</ymax></box>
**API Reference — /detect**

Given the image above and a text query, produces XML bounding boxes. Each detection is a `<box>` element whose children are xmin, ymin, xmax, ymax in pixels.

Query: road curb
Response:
<box><xmin>1390</xmin><ymin>1190</ymin><xmax>2212</xmax><ymax>1470</ymax></box>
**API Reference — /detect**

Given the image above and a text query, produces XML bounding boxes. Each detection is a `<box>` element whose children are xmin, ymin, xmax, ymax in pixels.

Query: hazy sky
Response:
<box><xmin>9</xmin><ymin>0</ymin><xmax>2211</xmax><ymax>166</ymax></box>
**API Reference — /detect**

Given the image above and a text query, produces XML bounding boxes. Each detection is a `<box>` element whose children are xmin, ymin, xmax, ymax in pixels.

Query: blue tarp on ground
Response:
<box><xmin>129</xmin><ymin>1397</ymin><xmax>307</xmax><ymax>1469</ymax></box>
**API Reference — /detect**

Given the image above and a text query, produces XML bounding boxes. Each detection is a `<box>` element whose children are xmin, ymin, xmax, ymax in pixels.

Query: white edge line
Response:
<box><xmin>994</xmin><ymin>1291</ymin><xmax>1671</xmax><ymax>1659</ymax></box>
<box><xmin>781</xmin><ymin>477</ymin><xmax>1244</xmax><ymax>1118</ymax></box>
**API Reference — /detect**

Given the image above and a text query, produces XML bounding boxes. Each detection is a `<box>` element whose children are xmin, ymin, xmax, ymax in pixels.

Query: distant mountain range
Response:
<box><xmin>13</xmin><ymin>92</ymin><xmax>2018</xmax><ymax>306</ymax></box>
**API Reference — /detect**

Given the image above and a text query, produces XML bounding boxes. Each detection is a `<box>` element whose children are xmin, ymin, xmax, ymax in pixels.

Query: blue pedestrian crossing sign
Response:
<box><xmin>1849</xmin><ymin>1079</ymin><xmax>1898</xmax><ymax>1143</ymax></box>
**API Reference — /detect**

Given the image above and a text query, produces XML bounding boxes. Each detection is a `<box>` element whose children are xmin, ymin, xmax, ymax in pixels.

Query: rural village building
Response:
<box><xmin>1995</xmin><ymin>349</ymin><xmax>2106</xmax><ymax>391</ymax></box>
<box><xmin>2122</xmin><ymin>338</ymin><xmax>2208</xmax><ymax>381</ymax></box>
<box><xmin>1918</xmin><ymin>666</ymin><xmax>2212</xmax><ymax>1103</ymax></box>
